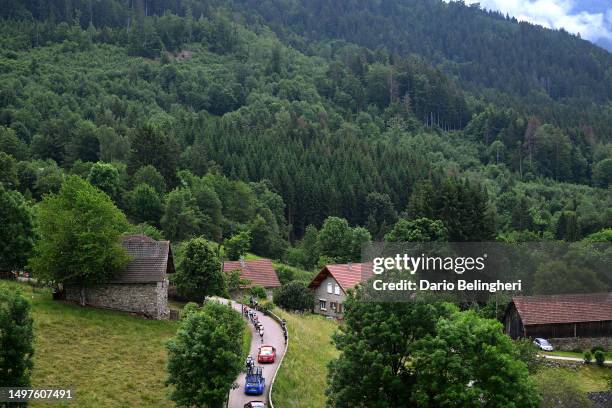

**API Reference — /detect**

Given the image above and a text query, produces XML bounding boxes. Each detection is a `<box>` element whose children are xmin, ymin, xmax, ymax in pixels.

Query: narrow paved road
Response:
<box><xmin>213</xmin><ymin>298</ymin><xmax>286</xmax><ymax>408</ymax></box>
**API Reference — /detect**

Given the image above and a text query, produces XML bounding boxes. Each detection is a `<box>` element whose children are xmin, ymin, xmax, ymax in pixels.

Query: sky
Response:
<box><xmin>452</xmin><ymin>0</ymin><xmax>612</xmax><ymax>52</ymax></box>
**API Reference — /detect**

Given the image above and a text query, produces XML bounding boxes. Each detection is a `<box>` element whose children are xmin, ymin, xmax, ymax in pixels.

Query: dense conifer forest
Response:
<box><xmin>0</xmin><ymin>0</ymin><xmax>610</xmax><ymax>267</ymax></box>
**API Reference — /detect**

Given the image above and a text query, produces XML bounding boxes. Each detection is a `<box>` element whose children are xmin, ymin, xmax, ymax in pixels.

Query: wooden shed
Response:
<box><xmin>504</xmin><ymin>292</ymin><xmax>612</xmax><ymax>339</ymax></box>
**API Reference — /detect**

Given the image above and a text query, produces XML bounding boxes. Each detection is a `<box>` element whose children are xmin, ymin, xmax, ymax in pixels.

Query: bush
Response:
<box><xmin>275</xmin><ymin>265</ymin><xmax>295</xmax><ymax>285</ymax></box>
<box><xmin>258</xmin><ymin>300</ymin><xmax>275</xmax><ymax>313</ymax></box>
<box><xmin>514</xmin><ymin>338</ymin><xmax>541</xmax><ymax>373</ymax></box>
<box><xmin>249</xmin><ymin>285</ymin><xmax>267</xmax><ymax>300</ymax></box>
<box><xmin>591</xmin><ymin>346</ymin><xmax>605</xmax><ymax>354</ymax></box>
<box><xmin>571</xmin><ymin>348</ymin><xmax>582</xmax><ymax>353</ymax></box>
<box><xmin>583</xmin><ymin>351</ymin><xmax>592</xmax><ymax>364</ymax></box>
<box><xmin>273</xmin><ymin>281</ymin><xmax>314</xmax><ymax>312</ymax></box>
<box><xmin>594</xmin><ymin>350</ymin><xmax>605</xmax><ymax>366</ymax></box>
<box><xmin>182</xmin><ymin>302</ymin><xmax>199</xmax><ymax>319</ymax></box>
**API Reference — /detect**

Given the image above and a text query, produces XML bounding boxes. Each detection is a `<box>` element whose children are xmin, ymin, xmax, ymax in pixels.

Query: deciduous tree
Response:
<box><xmin>0</xmin><ymin>285</ymin><xmax>34</xmax><ymax>390</ymax></box>
<box><xmin>29</xmin><ymin>176</ymin><xmax>130</xmax><ymax>303</ymax></box>
<box><xmin>0</xmin><ymin>186</ymin><xmax>35</xmax><ymax>271</ymax></box>
<box><xmin>166</xmin><ymin>301</ymin><xmax>243</xmax><ymax>408</ymax></box>
<box><xmin>174</xmin><ymin>237</ymin><xmax>225</xmax><ymax>302</ymax></box>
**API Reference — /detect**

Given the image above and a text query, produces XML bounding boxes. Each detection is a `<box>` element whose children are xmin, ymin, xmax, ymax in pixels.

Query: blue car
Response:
<box><xmin>245</xmin><ymin>366</ymin><xmax>265</xmax><ymax>395</ymax></box>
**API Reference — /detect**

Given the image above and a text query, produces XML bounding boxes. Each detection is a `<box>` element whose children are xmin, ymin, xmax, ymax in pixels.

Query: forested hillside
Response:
<box><xmin>0</xmin><ymin>0</ymin><xmax>610</xmax><ymax>262</ymax></box>
<box><xmin>235</xmin><ymin>0</ymin><xmax>612</xmax><ymax>129</ymax></box>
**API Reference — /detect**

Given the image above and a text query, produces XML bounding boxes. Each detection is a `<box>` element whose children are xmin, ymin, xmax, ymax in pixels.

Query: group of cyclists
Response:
<box><xmin>243</xmin><ymin>304</ymin><xmax>264</xmax><ymax>342</ymax></box>
<box><xmin>241</xmin><ymin>296</ymin><xmax>288</xmax><ymax>348</ymax></box>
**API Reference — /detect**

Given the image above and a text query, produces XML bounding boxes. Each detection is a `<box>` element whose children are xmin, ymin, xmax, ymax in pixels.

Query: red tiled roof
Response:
<box><xmin>223</xmin><ymin>259</ymin><xmax>280</xmax><ymax>288</ymax></box>
<box><xmin>512</xmin><ymin>293</ymin><xmax>612</xmax><ymax>326</ymax></box>
<box><xmin>309</xmin><ymin>263</ymin><xmax>370</xmax><ymax>292</ymax></box>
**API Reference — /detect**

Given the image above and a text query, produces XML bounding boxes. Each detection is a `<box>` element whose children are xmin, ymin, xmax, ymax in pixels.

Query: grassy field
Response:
<box><xmin>2</xmin><ymin>281</ymin><xmax>251</xmax><ymax>408</ymax></box>
<box><xmin>538</xmin><ymin>365</ymin><xmax>611</xmax><ymax>392</ymax></box>
<box><xmin>0</xmin><ymin>281</ymin><xmax>179</xmax><ymax>407</ymax></box>
<box><xmin>273</xmin><ymin>309</ymin><xmax>339</xmax><ymax>408</ymax></box>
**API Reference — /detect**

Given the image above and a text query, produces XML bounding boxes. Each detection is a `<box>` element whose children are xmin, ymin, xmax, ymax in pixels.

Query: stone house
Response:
<box><xmin>223</xmin><ymin>258</ymin><xmax>281</xmax><ymax>298</ymax></box>
<box><xmin>65</xmin><ymin>235</ymin><xmax>173</xmax><ymax>319</ymax></box>
<box><xmin>308</xmin><ymin>263</ymin><xmax>367</xmax><ymax>318</ymax></box>
<box><xmin>504</xmin><ymin>292</ymin><xmax>612</xmax><ymax>349</ymax></box>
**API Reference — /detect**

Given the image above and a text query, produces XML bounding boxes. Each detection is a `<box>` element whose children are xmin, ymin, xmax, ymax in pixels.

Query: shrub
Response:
<box><xmin>258</xmin><ymin>300</ymin><xmax>275</xmax><ymax>313</ymax></box>
<box><xmin>273</xmin><ymin>281</ymin><xmax>314</xmax><ymax>312</ymax></box>
<box><xmin>249</xmin><ymin>285</ymin><xmax>267</xmax><ymax>300</ymax></box>
<box><xmin>182</xmin><ymin>302</ymin><xmax>199</xmax><ymax>318</ymax></box>
<box><xmin>514</xmin><ymin>338</ymin><xmax>541</xmax><ymax>373</ymax></box>
<box><xmin>594</xmin><ymin>350</ymin><xmax>605</xmax><ymax>366</ymax></box>
<box><xmin>591</xmin><ymin>346</ymin><xmax>605</xmax><ymax>354</ymax></box>
<box><xmin>275</xmin><ymin>265</ymin><xmax>295</xmax><ymax>285</ymax></box>
<box><xmin>583</xmin><ymin>351</ymin><xmax>592</xmax><ymax>364</ymax></box>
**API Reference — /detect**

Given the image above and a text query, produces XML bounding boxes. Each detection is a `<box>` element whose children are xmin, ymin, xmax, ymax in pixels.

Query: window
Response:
<box><xmin>334</xmin><ymin>284</ymin><xmax>340</xmax><ymax>295</ymax></box>
<box><xmin>319</xmin><ymin>299</ymin><xmax>327</xmax><ymax>310</ymax></box>
<box><xmin>330</xmin><ymin>301</ymin><xmax>337</xmax><ymax>311</ymax></box>
<box><xmin>327</xmin><ymin>282</ymin><xmax>333</xmax><ymax>294</ymax></box>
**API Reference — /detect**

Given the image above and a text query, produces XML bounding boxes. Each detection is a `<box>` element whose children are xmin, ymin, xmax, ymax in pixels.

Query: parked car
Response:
<box><xmin>245</xmin><ymin>366</ymin><xmax>265</xmax><ymax>395</ymax></box>
<box><xmin>257</xmin><ymin>345</ymin><xmax>276</xmax><ymax>363</ymax></box>
<box><xmin>533</xmin><ymin>338</ymin><xmax>553</xmax><ymax>351</ymax></box>
<box><xmin>244</xmin><ymin>401</ymin><xmax>266</xmax><ymax>408</ymax></box>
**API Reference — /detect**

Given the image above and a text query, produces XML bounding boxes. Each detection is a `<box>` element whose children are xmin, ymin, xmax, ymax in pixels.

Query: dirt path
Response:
<box><xmin>214</xmin><ymin>298</ymin><xmax>286</xmax><ymax>408</ymax></box>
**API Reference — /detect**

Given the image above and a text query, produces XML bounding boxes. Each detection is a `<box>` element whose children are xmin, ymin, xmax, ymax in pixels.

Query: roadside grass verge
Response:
<box><xmin>272</xmin><ymin>309</ymin><xmax>339</xmax><ymax>408</ymax></box>
<box><xmin>242</xmin><ymin>322</ymin><xmax>252</xmax><ymax>359</ymax></box>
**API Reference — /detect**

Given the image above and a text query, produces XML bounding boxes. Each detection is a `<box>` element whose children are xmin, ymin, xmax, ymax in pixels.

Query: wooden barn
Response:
<box><xmin>504</xmin><ymin>292</ymin><xmax>612</xmax><ymax>339</ymax></box>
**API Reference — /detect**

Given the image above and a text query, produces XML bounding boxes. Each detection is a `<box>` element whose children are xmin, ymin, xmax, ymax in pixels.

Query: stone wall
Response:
<box><xmin>65</xmin><ymin>281</ymin><xmax>169</xmax><ymax>320</ymax></box>
<box><xmin>549</xmin><ymin>336</ymin><xmax>611</xmax><ymax>351</ymax></box>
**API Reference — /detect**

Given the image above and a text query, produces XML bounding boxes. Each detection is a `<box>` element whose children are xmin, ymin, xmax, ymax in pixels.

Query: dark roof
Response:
<box><xmin>110</xmin><ymin>235</ymin><xmax>174</xmax><ymax>283</ymax></box>
<box><xmin>223</xmin><ymin>259</ymin><xmax>280</xmax><ymax>288</ymax></box>
<box><xmin>308</xmin><ymin>263</ymin><xmax>368</xmax><ymax>292</ymax></box>
<box><xmin>510</xmin><ymin>293</ymin><xmax>612</xmax><ymax>326</ymax></box>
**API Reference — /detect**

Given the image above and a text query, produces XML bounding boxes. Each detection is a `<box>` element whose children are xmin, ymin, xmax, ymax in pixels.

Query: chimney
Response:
<box><xmin>240</xmin><ymin>257</ymin><xmax>246</xmax><ymax>268</ymax></box>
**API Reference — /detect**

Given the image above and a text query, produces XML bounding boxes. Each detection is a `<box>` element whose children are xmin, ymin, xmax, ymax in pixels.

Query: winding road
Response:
<box><xmin>214</xmin><ymin>298</ymin><xmax>287</xmax><ymax>408</ymax></box>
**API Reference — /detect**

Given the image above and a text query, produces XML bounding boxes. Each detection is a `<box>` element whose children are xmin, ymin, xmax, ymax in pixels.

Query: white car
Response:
<box><xmin>533</xmin><ymin>338</ymin><xmax>553</xmax><ymax>351</ymax></box>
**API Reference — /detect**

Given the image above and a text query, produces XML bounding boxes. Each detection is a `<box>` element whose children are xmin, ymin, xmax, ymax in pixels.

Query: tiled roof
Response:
<box><xmin>512</xmin><ymin>293</ymin><xmax>612</xmax><ymax>326</ymax></box>
<box><xmin>110</xmin><ymin>235</ymin><xmax>173</xmax><ymax>283</ymax></box>
<box><xmin>223</xmin><ymin>258</ymin><xmax>280</xmax><ymax>288</ymax></box>
<box><xmin>309</xmin><ymin>263</ymin><xmax>369</xmax><ymax>292</ymax></box>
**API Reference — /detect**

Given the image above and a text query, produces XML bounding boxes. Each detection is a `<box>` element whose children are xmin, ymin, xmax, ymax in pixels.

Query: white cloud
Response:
<box><xmin>448</xmin><ymin>0</ymin><xmax>612</xmax><ymax>43</ymax></box>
